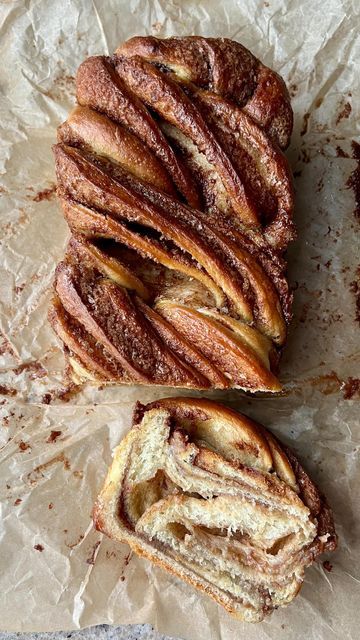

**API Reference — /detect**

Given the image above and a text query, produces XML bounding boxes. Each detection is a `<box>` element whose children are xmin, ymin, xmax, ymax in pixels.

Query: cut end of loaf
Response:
<box><xmin>94</xmin><ymin>397</ymin><xmax>337</xmax><ymax>623</ymax></box>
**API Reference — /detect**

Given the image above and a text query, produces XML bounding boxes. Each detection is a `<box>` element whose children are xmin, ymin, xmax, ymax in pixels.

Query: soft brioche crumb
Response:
<box><xmin>94</xmin><ymin>397</ymin><xmax>337</xmax><ymax>622</ymax></box>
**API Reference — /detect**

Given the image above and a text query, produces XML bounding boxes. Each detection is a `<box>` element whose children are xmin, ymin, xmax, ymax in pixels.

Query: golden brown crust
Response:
<box><xmin>58</xmin><ymin>105</ymin><xmax>177</xmax><ymax>196</ymax></box>
<box><xmin>51</xmin><ymin>35</ymin><xmax>295</xmax><ymax>391</ymax></box>
<box><xmin>114</xmin><ymin>54</ymin><xmax>260</xmax><ymax>226</ymax></box>
<box><xmin>93</xmin><ymin>397</ymin><xmax>337</xmax><ymax>622</ymax></box>
<box><xmin>76</xmin><ymin>55</ymin><xmax>201</xmax><ymax>208</ymax></box>
<box><xmin>116</xmin><ymin>36</ymin><xmax>293</xmax><ymax>150</ymax></box>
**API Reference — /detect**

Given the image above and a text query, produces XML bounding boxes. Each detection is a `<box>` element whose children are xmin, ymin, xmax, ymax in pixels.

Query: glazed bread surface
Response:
<box><xmin>51</xmin><ymin>36</ymin><xmax>295</xmax><ymax>392</ymax></box>
<box><xmin>94</xmin><ymin>397</ymin><xmax>337</xmax><ymax>623</ymax></box>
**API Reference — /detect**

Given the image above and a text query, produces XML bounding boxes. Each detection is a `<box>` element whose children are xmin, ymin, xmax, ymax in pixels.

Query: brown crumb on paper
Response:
<box><xmin>309</xmin><ymin>372</ymin><xmax>342</xmax><ymax>395</ymax></box>
<box><xmin>19</xmin><ymin>441</ymin><xmax>31</xmax><ymax>452</ymax></box>
<box><xmin>34</xmin><ymin>544</ymin><xmax>44</xmax><ymax>552</ymax></box>
<box><xmin>0</xmin><ymin>385</ymin><xmax>16</xmax><ymax>397</ymax></box>
<box><xmin>289</xmin><ymin>83</ymin><xmax>298</xmax><ymax>98</ymax></box>
<box><xmin>342</xmin><ymin>378</ymin><xmax>360</xmax><ymax>400</ymax></box>
<box><xmin>123</xmin><ymin>551</ymin><xmax>132</xmax><ymax>569</ymax></box>
<box><xmin>48</xmin><ymin>503</ymin><xmax>54</xmax><ymax>510</ymax></box>
<box><xmin>300</xmin><ymin>112</ymin><xmax>310</xmax><ymax>136</ymax></box>
<box><xmin>14</xmin><ymin>283</ymin><xmax>26</xmax><ymax>295</ymax></box>
<box><xmin>118</xmin><ymin>551</ymin><xmax>133</xmax><ymax>582</ymax></box>
<box><xmin>46</xmin><ymin>430</ymin><xmax>62</xmax><ymax>443</ymax></box>
<box><xmin>316</xmin><ymin>175</ymin><xmax>324</xmax><ymax>192</ymax></box>
<box><xmin>336</xmin><ymin>146</ymin><xmax>349</xmax><ymax>158</ymax></box>
<box><xmin>336</xmin><ymin>101</ymin><xmax>352</xmax><ymax>125</ymax></box>
<box><xmin>14</xmin><ymin>498</ymin><xmax>22</xmax><ymax>506</ymax></box>
<box><xmin>323</xmin><ymin>560</ymin><xmax>333</xmax><ymax>572</ymax></box>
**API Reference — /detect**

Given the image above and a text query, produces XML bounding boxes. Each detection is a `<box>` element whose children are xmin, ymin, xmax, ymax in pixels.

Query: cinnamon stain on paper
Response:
<box><xmin>300</xmin><ymin>112</ymin><xmax>310</xmax><ymax>137</ymax></box>
<box><xmin>284</xmin><ymin>373</ymin><xmax>360</xmax><ymax>399</ymax></box>
<box><xmin>86</xmin><ymin>541</ymin><xmax>101</xmax><ymax>565</ymax></box>
<box><xmin>336</xmin><ymin>101</ymin><xmax>352</xmax><ymax>126</ymax></box>
<box><xmin>41</xmin><ymin>383</ymin><xmax>81</xmax><ymax>405</ymax></box>
<box><xmin>0</xmin><ymin>335</ymin><xmax>16</xmax><ymax>357</ymax></box>
<box><xmin>42</xmin><ymin>70</ymin><xmax>75</xmax><ymax>102</ymax></box>
<box><xmin>1</xmin><ymin>209</ymin><xmax>29</xmax><ymax>243</ymax></box>
<box><xmin>66</xmin><ymin>534</ymin><xmax>85</xmax><ymax>550</ymax></box>
<box><xmin>32</xmin><ymin>184</ymin><xmax>56</xmax><ymax>203</ymax></box>
<box><xmin>120</xmin><ymin>551</ymin><xmax>133</xmax><ymax>581</ymax></box>
<box><xmin>27</xmin><ymin>453</ymin><xmax>71</xmax><ymax>486</ymax></box>
<box><xmin>13</xmin><ymin>361</ymin><xmax>47</xmax><ymax>380</ymax></box>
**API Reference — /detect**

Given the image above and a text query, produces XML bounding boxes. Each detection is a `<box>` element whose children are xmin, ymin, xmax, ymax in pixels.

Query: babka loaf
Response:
<box><xmin>94</xmin><ymin>397</ymin><xmax>337</xmax><ymax>622</ymax></box>
<box><xmin>50</xmin><ymin>36</ymin><xmax>295</xmax><ymax>391</ymax></box>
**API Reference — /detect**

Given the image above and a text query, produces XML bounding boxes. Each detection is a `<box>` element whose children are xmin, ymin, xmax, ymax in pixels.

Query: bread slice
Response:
<box><xmin>94</xmin><ymin>397</ymin><xmax>337</xmax><ymax>622</ymax></box>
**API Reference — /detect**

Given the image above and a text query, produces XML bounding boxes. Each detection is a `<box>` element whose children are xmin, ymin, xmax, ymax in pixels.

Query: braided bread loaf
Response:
<box><xmin>94</xmin><ymin>397</ymin><xmax>337</xmax><ymax>622</ymax></box>
<box><xmin>51</xmin><ymin>36</ymin><xmax>295</xmax><ymax>391</ymax></box>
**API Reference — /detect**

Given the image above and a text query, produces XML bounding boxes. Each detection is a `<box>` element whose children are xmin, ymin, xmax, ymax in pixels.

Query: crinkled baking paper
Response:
<box><xmin>0</xmin><ymin>1</ymin><xmax>359</xmax><ymax>638</ymax></box>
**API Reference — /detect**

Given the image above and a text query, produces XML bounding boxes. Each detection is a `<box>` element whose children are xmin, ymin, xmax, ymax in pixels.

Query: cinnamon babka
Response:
<box><xmin>50</xmin><ymin>36</ymin><xmax>295</xmax><ymax>391</ymax></box>
<box><xmin>94</xmin><ymin>397</ymin><xmax>337</xmax><ymax>622</ymax></box>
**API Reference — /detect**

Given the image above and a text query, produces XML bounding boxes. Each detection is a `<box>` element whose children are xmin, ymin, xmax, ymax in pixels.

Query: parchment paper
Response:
<box><xmin>0</xmin><ymin>1</ymin><xmax>359</xmax><ymax>638</ymax></box>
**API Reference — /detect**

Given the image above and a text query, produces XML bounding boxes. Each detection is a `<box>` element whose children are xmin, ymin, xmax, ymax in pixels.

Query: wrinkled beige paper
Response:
<box><xmin>0</xmin><ymin>0</ymin><xmax>359</xmax><ymax>638</ymax></box>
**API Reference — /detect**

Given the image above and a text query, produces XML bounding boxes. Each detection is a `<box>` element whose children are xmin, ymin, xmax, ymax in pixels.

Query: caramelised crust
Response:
<box><xmin>116</xmin><ymin>36</ymin><xmax>293</xmax><ymax>150</ymax></box>
<box><xmin>51</xmin><ymin>35</ymin><xmax>295</xmax><ymax>392</ymax></box>
<box><xmin>93</xmin><ymin>397</ymin><xmax>337</xmax><ymax>623</ymax></box>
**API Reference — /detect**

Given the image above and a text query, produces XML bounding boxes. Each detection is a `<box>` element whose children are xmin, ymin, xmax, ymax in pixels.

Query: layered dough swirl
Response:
<box><xmin>51</xmin><ymin>36</ymin><xmax>295</xmax><ymax>391</ymax></box>
<box><xmin>94</xmin><ymin>397</ymin><xmax>337</xmax><ymax>622</ymax></box>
